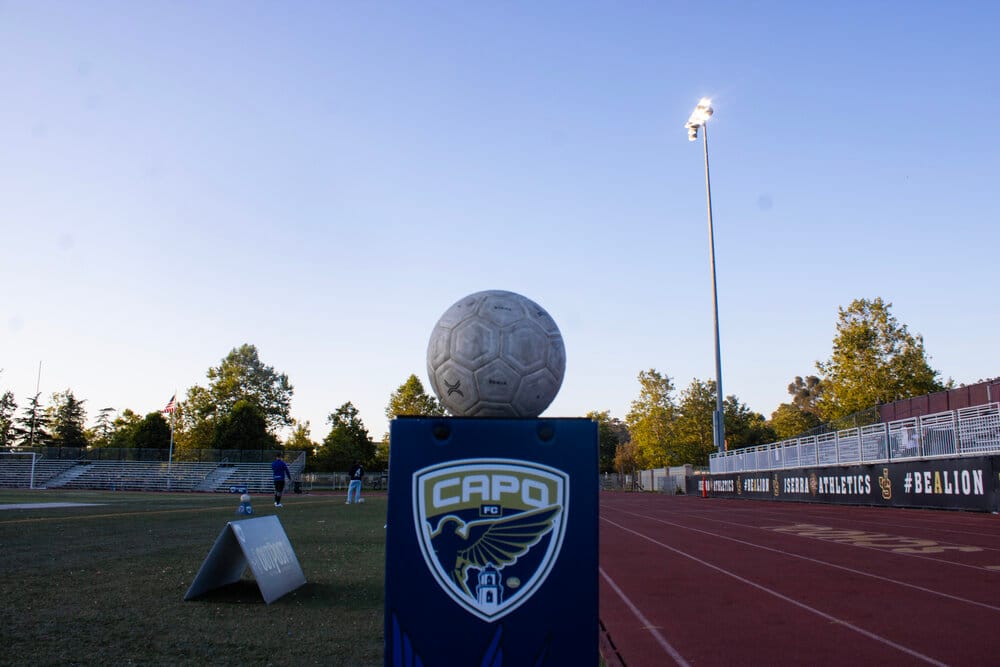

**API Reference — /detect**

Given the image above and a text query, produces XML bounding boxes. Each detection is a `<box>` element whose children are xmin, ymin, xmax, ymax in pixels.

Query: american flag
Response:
<box><xmin>163</xmin><ymin>395</ymin><xmax>177</xmax><ymax>413</ymax></box>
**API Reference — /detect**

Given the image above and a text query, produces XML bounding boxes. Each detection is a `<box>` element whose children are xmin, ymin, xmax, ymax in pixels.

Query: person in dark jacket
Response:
<box><xmin>347</xmin><ymin>461</ymin><xmax>363</xmax><ymax>504</ymax></box>
<box><xmin>272</xmin><ymin>452</ymin><xmax>292</xmax><ymax>507</ymax></box>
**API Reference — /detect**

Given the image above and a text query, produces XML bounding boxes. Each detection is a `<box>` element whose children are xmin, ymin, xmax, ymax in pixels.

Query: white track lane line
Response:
<box><xmin>599</xmin><ymin>566</ymin><xmax>691</xmax><ymax>667</ymax></box>
<box><xmin>602</xmin><ymin>516</ymin><xmax>948</xmax><ymax>667</ymax></box>
<box><xmin>611</xmin><ymin>508</ymin><xmax>1000</xmax><ymax>612</ymax></box>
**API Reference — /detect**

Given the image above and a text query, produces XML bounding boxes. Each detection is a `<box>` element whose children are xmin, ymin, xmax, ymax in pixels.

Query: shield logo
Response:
<box><xmin>413</xmin><ymin>458</ymin><xmax>569</xmax><ymax>623</ymax></box>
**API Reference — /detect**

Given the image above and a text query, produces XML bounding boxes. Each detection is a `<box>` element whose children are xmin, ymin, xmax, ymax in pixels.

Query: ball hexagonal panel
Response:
<box><xmin>427</xmin><ymin>325</ymin><xmax>452</xmax><ymax>370</ymax></box>
<box><xmin>434</xmin><ymin>294</ymin><xmax>485</xmax><ymax>329</ymax></box>
<box><xmin>431</xmin><ymin>359</ymin><xmax>480</xmax><ymax>416</ymax></box>
<box><xmin>501</xmin><ymin>323</ymin><xmax>547</xmax><ymax>374</ymax></box>
<box><xmin>546</xmin><ymin>335</ymin><xmax>567</xmax><ymax>383</ymax></box>
<box><xmin>474</xmin><ymin>358</ymin><xmax>521</xmax><ymax>403</ymax></box>
<box><xmin>478</xmin><ymin>292</ymin><xmax>528</xmax><ymax>327</ymax></box>
<box><xmin>450</xmin><ymin>318</ymin><xmax>499</xmax><ymax>368</ymax></box>
<box><xmin>512</xmin><ymin>368</ymin><xmax>560</xmax><ymax>417</ymax></box>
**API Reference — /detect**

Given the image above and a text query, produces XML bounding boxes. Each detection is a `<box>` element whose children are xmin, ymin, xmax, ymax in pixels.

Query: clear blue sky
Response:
<box><xmin>3</xmin><ymin>1</ymin><xmax>998</xmax><ymax>443</ymax></box>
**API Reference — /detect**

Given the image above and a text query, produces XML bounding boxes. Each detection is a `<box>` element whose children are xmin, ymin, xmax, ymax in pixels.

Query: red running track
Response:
<box><xmin>598</xmin><ymin>493</ymin><xmax>1000</xmax><ymax>666</ymax></box>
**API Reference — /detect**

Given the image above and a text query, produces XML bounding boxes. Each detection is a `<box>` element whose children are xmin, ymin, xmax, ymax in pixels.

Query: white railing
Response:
<box><xmin>709</xmin><ymin>402</ymin><xmax>1000</xmax><ymax>473</ymax></box>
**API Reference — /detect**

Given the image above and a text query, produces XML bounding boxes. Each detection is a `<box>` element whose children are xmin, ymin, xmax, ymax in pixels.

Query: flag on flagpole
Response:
<box><xmin>163</xmin><ymin>395</ymin><xmax>177</xmax><ymax>414</ymax></box>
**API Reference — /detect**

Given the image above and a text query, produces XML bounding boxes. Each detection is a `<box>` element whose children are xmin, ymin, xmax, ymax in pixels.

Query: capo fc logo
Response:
<box><xmin>413</xmin><ymin>459</ymin><xmax>569</xmax><ymax>623</ymax></box>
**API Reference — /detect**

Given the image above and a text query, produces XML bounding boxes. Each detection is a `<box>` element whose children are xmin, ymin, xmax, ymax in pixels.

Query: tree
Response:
<box><xmin>0</xmin><ymin>389</ymin><xmax>16</xmax><ymax>448</ymax></box>
<box><xmin>317</xmin><ymin>402</ymin><xmax>375</xmax><ymax>472</ymax></box>
<box><xmin>723</xmin><ymin>396</ymin><xmax>775</xmax><ymax>450</ymax></box>
<box><xmin>381</xmin><ymin>374</ymin><xmax>445</xmax><ymax>461</ymax></box>
<box><xmin>194</xmin><ymin>344</ymin><xmax>294</xmax><ymax>432</ymax></box>
<box><xmin>178</xmin><ymin>386</ymin><xmax>215</xmax><ymax>451</ymax></box>
<box><xmin>670</xmin><ymin>379</ymin><xmax>716</xmax><ymax>465</ymax></box>
<box><xmin>50</xmin><ymin>390</ymin><xmax>88</xmax><ymax>449</ymax></box>
<box><xmin>212</xmin><ymin>400</ymin><xmax>277</xmax><ymax>451</ymax></box>
<box><xmin>613</xmin><ymin>439</ymin><xmax>640</xmax><ymax>488</ymax></box>
<box><xmin>769</xmin><ymin>403</ymin><xmax>822</xmax><ymax>440</ymax></box>
<box><xmin>816</xmin><ymin>298</ymin><xmax>945</xmax><ymax>420</ymax></box>
<box><xmin>385</xmin><ymin>374</ymin><xmax>443</xmax><ymax>421</ymax></box>
<box><xmin>133</xmin><ymin>412</ymin><xmax>173</xmax><ymax>450</ymax></box>
<box><xmin>88</xmin><ymin>407</ymin><xmax>116</xmax><ymax>448</ymax></box>
<box><xmin>625</xmin><ymin>369</ymin><xmax>676</xmax><ymax>469</ymax></box>
<box><xmin>373</xmin><ymin>433</ymin><xmax>390</xmax><ymax>471</ymax></box>
<box><xmin>787</xmin><ymin>375</ymin><xmax>824</xmax><ymax>416</ymax></box>
<box><xmin>284</xmin><ymin>420</ymin><xmax>318</xmax><ymax>454</ymax></box>
<box><xmin>108</xmin><ymin>409</ymin><xmax>144</xmax><ymax>448</ymax></box>
<box><xmin>587</xmin><ymin>410</ymin><xmax>628</xmax><ymax>473</ymax></box>
<box><xmin>14</xmin><ymin>394</ymin><xmax>50</xmax><ymax>447</ymax></box>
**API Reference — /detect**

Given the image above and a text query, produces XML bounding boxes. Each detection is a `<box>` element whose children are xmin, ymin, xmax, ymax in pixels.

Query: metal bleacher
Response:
<box><xmin>0</xmin><ymin>452</ymin><xmax>307</xmax><ymax>493</ymax></box>
<box><xmin>0</xmin><ymin>459</ymin><xmax>77</xmax><ymax>489</ymax></box>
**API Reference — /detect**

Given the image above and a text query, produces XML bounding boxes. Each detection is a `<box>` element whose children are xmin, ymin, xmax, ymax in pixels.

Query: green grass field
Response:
<box><xmin>0</xmin><ymin>489</ymin><xmax>386</xmax><ymax>666</ymax></box>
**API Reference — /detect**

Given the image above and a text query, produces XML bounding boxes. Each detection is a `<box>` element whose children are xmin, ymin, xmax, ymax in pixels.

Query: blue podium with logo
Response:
<box><xmin>384</xmin><ymin>417</ymin><xmax>598</xmax><ymax>666</ymax></box>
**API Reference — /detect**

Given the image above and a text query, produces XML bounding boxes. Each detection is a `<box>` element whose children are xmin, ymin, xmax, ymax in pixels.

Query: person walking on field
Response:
<box><xmin>272</xmin><ymin>452</ymin><xmax>292</xmax><ymax>507</ymax></box>
<box><xmin>347</xmin><ymin>461</ymin><xmax>364</xmax><ymax>505</ymax></box>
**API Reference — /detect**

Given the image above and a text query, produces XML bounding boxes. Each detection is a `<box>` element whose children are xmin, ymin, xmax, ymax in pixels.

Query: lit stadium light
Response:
<box><xmin>685</xmin><ymin>96</ymin><xmax>725</xmax><ymax>454</ymax></box>
<box><xmin>684</xmin><ymin>97</ymin><xmax>713</xmax><ymax>141</ymax></box>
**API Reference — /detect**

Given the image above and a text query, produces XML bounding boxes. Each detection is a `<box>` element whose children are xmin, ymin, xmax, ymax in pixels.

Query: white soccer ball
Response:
<box><xmin>240</xmin><ymin>494</ymin><xmax>251</xmax><ymax>503</ymax></box>
<box><xmin>426</xmin><ymin>290</ymin><xmax>566</xmax><ymax>418</ymax></box>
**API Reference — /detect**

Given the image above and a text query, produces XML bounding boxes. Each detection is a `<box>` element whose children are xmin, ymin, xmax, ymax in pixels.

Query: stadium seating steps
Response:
<box><xmin>0</xmin><ymin>456</ymin><xmax>305</xmax><ymax>493</ymax></box>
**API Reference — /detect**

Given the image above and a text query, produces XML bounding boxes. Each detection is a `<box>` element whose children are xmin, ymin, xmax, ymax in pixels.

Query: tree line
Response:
<box><xmin>592</xmin><ymin>297</ymin><xmax>949</xmax><ymax>473</ymax></box>
<box><xmin>0</xmin><ymin>298</ymin><xmax>954</xmax><ymax>472</ymax></box>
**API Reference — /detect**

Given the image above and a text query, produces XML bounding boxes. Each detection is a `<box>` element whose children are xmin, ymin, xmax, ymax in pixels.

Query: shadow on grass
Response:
<box><xmin>184</xmin><ymin>580</ymin><xmax>265</xmax><ymax>604</ymax></box>
<box><xmin>184</xmin><ymin>580</ymin><xmax>379</xmax><ymax>608</ymax></box>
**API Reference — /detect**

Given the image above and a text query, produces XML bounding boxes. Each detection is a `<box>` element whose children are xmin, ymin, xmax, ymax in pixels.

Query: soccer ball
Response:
<box><xmin>426</xmin><ymin>290</ymin><xmax>566</xmax><ymax>418</ymax></box>
<box><xmin>240</xmin><ymin>494</ymin><xmax>251</xmax><ymax>503</ymax></box>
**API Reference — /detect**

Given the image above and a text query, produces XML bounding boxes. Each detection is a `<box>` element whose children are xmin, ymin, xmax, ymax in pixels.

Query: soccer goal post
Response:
<box><xmin>0</xmin><ymin>451</ymin><xmax>38</xmax><ymax>489</ymax></box>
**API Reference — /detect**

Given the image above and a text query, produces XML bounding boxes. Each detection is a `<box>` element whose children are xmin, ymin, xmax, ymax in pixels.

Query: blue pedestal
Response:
<box><xmin>384</xmin><ymin>417</ymin><xmax>598</xmax><ymax>666</ymax></box>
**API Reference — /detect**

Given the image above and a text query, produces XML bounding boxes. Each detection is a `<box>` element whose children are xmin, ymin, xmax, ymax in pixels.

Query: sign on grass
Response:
<box><xmin>184</xmin><ymin>515</ymin><xmax>306</xmax><ymax>604</ymax></box>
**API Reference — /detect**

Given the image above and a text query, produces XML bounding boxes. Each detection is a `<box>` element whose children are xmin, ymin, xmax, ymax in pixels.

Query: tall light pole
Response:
<box><xmin>686</xmin><ymin>97</ymin><xmax>725</xmax><ymax>454</ymax></box>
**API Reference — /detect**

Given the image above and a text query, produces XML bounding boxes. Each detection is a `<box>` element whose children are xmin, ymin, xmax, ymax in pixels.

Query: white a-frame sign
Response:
<box><xmin>185</xmin><ymin>515</ymin><xmax>306</xmax><ymax>604</ymax></box>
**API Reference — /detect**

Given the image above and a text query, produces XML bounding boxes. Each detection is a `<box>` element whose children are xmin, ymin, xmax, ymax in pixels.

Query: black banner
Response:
<box><xmin>691</xmin><ymin>455</ymin><xmax>1000</xmax><ymax>512</ymax></box>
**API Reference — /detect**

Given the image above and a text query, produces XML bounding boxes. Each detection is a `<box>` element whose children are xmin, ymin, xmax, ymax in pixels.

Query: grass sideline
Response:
<box><xmin>0</xmin><ymin>489</ymin><xmax>386</xmax><ymax>666</ymax></box>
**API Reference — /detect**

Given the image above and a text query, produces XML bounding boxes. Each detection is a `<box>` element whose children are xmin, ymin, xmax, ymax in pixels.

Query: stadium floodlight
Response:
<box><xmin>685</xmin><ymin>97</ymin><xmax>713</xmax><ymax>141</ymax></box>
<box><xmin>685</xmin><ymin>96</ymin><xmax>725</xmax><ymax>454</ymax></box>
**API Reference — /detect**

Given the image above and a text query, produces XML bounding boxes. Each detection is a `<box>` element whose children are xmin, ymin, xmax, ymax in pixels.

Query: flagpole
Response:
<box><xmin>166</xmin><ymin>390</ymin><xmax>175</xmax><ymax>491</ymax></box>
<box><xmin>28</xmin><ymin>361</ymin><xmax>41</xmax><ymax>449</ymax></box>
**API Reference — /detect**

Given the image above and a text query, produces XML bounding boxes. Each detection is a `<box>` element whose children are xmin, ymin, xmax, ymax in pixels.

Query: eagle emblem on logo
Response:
<box><xmin>413</xmin><ymin>459</ymin><xmax>569</xmax><ymax>622</ymax></box>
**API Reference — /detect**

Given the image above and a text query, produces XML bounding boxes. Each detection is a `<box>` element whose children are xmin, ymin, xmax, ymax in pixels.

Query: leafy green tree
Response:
<box><xmin>373</xmin><ymin>434</ymin><xmax>390</xmax><ymax>471</ymax></box>
<box><xmin>212</xmin><ymin>400</ymin><xmax>277</xmax><ymax>451</ymax></box>
<box><xmin>0</xmin><ymin>389</ymin><xmax>16</xmax><ymax>448</ymax></box>
<box><xmin>670</xmin><ymin>379</ymin><xmax>716</xmax><ymax>465</ymax></box>
<box><xmin>723</xmin><ymin>396</ymin><xmax>775</xmax><ymax>450</ymax></box>
<box><xmin>14</xmin><ymin>394</ymin><xmax>50</xmax><ymax>447</ymax></box>
<box><xmin>88</xmin><ymin>407</ymin><xmax>116</xmax><ymax>448</ymax></box>
<box><xmin>178</xmin><ymin>386</ymin><xmax>215</xmax><ymax>451</ymax></box>
<box><xmin>381</xmin><ymin>374</ymin><xmax>444</xmax><ymax>460</ymax></box>
<box><xmin>187</xmin><ymin>344</ymin><xmax>294</xmax><ymax>436</ymax></box>
<box><xmin>769</xmin><ymin>403</ymin><xmax>822</xmax><ymax>439</ymax></box>
<box><xmin>284</xmin><ymin>420</ymin><xmax>318</xmax><ymax>455</ymax></box>
<box><xmin>317</xmin><ymin>402</ymin><xmax>375</xmax><ymax>472</ymax></box>
<box><xmin>385</xmin><ymin>374</ymin><xmax>443</xmax><ymax>420</ymax></box>
<box><xmin>625</xmin><ymin>369</ymin><xmax>676</xmax><ymax>469</ymax></box>
<box><xmin>787</xmin><ymin>375</ymin><xmax>824</xmax><ymax>416</ymax></box>
<box><xmin>133</xmin><ymin>412</ymin><xmax>173</xmax><ymax>449</ymax></box>
<box><xmin>816</xmin><ymin>298</ymin><xmax>945</xmax><ymax>420</ymax></box>
<box><xmin>588</xmin><ymin>410</ymin><xmax>628</xmax><ymax>473</ymax></box>
<box><xmin>50</xmin><ymin>390</ymin><xmax>89</xmax><ymax>449</ymax></box>
<box><xmin>614</xmin><ymin>439</ymin><xmax>640</xmax><ymax>486</ymax></box>
<box><xmin>108</xmin><ymin>409</ymin><xmax>144</xmax><ymax>448</ymax></box>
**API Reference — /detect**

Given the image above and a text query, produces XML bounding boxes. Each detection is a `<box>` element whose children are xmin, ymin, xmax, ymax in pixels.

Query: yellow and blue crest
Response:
<box><xmin>413</xmin><ymin>458</ymin><xmax>569</xmax><ymax>622</ymax></box>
